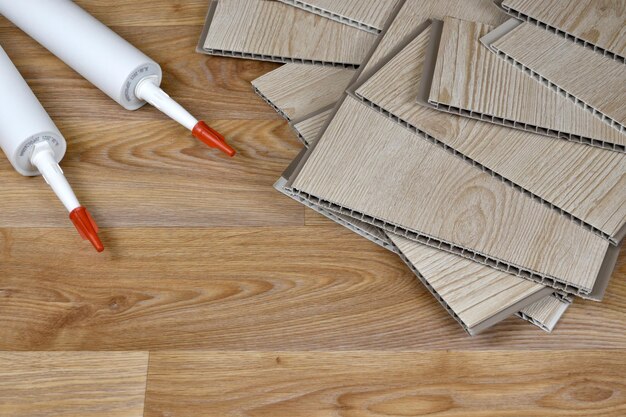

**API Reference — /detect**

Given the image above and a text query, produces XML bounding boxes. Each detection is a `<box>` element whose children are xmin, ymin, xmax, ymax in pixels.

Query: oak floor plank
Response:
<box><xmin>0</xmin><ymin>352</ymin><xmax>149</xmax><ymax>417</ymax></box>
<box><xmin>1</xmin><ymin>228</ymin><xmax>624</xmax><ymax>351</ymax></box>
<box><xmin>144</xmin><ymin>350</ymin><xmax>626</xmax><ymax>417</ymax></box>
<box><xmin>0</xmin><ymin>119</ymin><xmax>304</xmax><ymax>228</ymax></box>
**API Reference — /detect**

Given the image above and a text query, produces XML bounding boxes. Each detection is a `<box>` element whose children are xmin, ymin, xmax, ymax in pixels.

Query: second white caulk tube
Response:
<box><xmin>0</xmin><ymin>0</ymin><xmax>162</xmax><ymax>111</ymax></box>
<box><xmin>0</xmin><ymin>44</ymin><xmax>104</xmax><ymax>252</ymax></box>
<box><xmin>0</xmin><ymin>45</ymin><xmax>67</xmax><ymax>177</ymax></box>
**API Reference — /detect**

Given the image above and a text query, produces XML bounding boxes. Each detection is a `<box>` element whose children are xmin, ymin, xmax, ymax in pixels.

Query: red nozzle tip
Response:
<box><xmin>192</xmin><ymin>121</ymin><xmax>236</xmax><ymax>157</ymax></box>
<box><xmin>70</xmin><ymin>207</ymin><xmax>104</xmax><ymax>253</ymax></box>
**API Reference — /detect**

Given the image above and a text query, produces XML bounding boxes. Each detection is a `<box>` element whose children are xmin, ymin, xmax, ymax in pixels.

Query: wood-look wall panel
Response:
<box><xmin>389</xmin><ymin>234</ymin><xmax>548</xmax><ymax>333</ymax></box>
<box><xmin>277</xmin><ymin>0</ymin><xmax>400</xmax><ymax>33</ymax></box>
<box><xmin>200</xmin><ymin>0</ymin><xmax>377</xmax><ymax>66</ymax></box>
<box><xmin>291</xmin><ymin>95</ymin><xmax>611</xmax><ymax>296</ymax></box>
<box><xmin>292</xmin><ymin>108</ymin><xmax>334</xmax><ymax>146</ymax></box>
<box><xmin>518</xmin><ymin>295</ymin><xmax>571</xmax><ymax>332</ymax></box>
<box><xmin>252</xmin><ymin>64</ymin><xmax>354</xmax><ymax>121</ymax></box>
<box><xmin>426</xmin><ymin>18</ymin><xmax>626</xmax><ymax>150</ymax></box>
<box><xmin>501</xmin><ymin>0</ymin><xmax>626</xmax><ymax>61</ymax></box>
<box><xmin>361</xmin><ymin>0</ymin><xmax>509</xmax><ymax>78</ymax></box>
<box><xmin>488</xmin><ymin>21</ymin><xmax>626</xmax><ymax>139</ymax></box>
<box><xmin>355</xmin><ymin>24</ymin><xmax>626</xmax><ymax>242</ymax></box>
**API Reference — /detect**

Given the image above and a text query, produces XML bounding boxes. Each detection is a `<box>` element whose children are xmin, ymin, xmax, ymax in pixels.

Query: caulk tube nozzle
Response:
<box><xmin>135</xmin><ymin>78</ymin><xmax>236</xmax><ymax>156</ymax></box>
<box><xmin>30</xmin><ymin>143</ymin><xmax>104</xmax><ymax>253</ymax></box>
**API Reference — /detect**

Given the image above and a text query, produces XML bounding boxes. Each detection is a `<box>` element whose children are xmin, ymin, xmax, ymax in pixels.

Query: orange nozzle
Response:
<box><xmin>192</xmin><ymin>121</ymin><xmax>236</xmax><ymax>157</ymax></box>
<box><xmin>69</xmin><ymin>206</ymin><xmax>104</xmax><ymax>253</ymax></box>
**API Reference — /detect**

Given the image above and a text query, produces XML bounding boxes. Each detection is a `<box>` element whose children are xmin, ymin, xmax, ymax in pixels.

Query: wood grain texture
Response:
<box><xmin>292</xmin><ymin>95</ymin><xmax>611</xmax><ymax>295</ymax></box>
<box><xmin>144</xmin><ymin>350</ymin><xmax>626</xmax><ymax>417</ymax></box>
<box><xmin>200</xmin><ymin>0</ymin><xmax>378</xmax><ymax>66</ymax></box>
<box><xmin>277</xmin><ymin>0</ymin><xmax>400</xmax><ymax>33</ymax></box>
<box><xmin>427</xmin><ymin>17</ymin><xmax>626</xmax><ymax>150</ymax></box>
<box><xmin>252</xmin><ymin>64</ymin><xmax>354</xmax><ymax>121</ymax></box>
<box><xmin>356</xmin><ymin>24</ymin><xmax>626</xmax><ymax>242</ymax></box>
<box><xmin>292</xmin><ymin>108</ymin><xmax>333</xmax><ymax>146</ymax></box>
<box><xmin>0</xmin><ymin>119</ymin><xmax>303</xmax><ymax>228</ymax></box>
<box><xmin>0</xmin><ymin>352</ymin><xmax>149</xmax><ymax>417</ymax></box>
<box><xmin>489</xmin><ymin>21</ymin><xmax>626</xmax><ymax>137</ymax></box>
<box><xmin>502</xmin><ymin>0</ymin><xmax>626</xmax><ymax>61</ymax></box>
<box><xmin>2</xmin><ymin>223</ymin><xmax>625</xmax><ymax>350</ymax></box>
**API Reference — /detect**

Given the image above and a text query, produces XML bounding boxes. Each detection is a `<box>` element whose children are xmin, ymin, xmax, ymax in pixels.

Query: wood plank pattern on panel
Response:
<box><xmin>285</xmin><ymin>108</ymin><xmax>572</xmax><ymax>333</ymax></box>
<box><xmin>488</xmin><ymin>21</ymin><xmax>626</xmax><ymax>139</ymax></box>
<box><xmin>253</xmin><ymin>1</ymin><xmax>509</xmax><ymax>129</ymax></box>
<box><xmin>291</xmin><ymin>108</ymin><xmax>334</xmax><ymax>146</ymax></box>
<box><xmin>1</xmin><ymin>226</ymin><xmax>625</xmax><ymax>350</ymax></box>
<box><xmin>427</xmin><ymin>17</ymin><xmax>626</xmax><ymax>150</ymax></box>
<box><xmin>291</xmin><ymin>95</ymin><xmax>611</xmax><ymax>296</ymax></box>
<box><xmin>360</xmin><ymin>0</ymin><xmax>509</xmax><ymax>78</ymax></box>
<box><xmin>278</xmin><ymin>176</ymin><xmax>553</xmax><ymax>334</ymax></box>
<box><xmin>144</xmin><ymin>351</ymin><xmax>626</xmax><ymax>417</ymax></box>
<box><xmin>252</xmin><ymin>64</ymin><xmax>354</xmax><ymax>121</ymax></box>
<box><xmin>501</xmin><ymin>0</ymin><xmax>626</xmax><ymax>61</ymax></box>
<box><xmin>355</xmin><ymin>25</ymin><xmax>626</xmax><ymax>242</ymax></box>
<box><xmin>389</xmin><ymin>234</ymin><xmax>549</xmax><ymax>334</ymax></box>
<box><xmin>199</xmin><ymin>0</ymin><xmax>378</xmax><ymax>67</ymax></box>
<box><xmin>518</xmin><ymin>295</ymin><xmax>572</xmax><ymax>332</ymax></box>
<box><xmin>277</xmin><ymin>0</ymin><xmax>400</xmax><ymax>33</ymax></box>
<box><xmin>0</xmin><ymin>119</ymin><xmax>303</xmax><ymax>228</ymax></box>
<box><xmin>0</xmin><ymin>352</ymin><xmax>149</xmax><ymax>417</ymax></box>
<box><xmin>0</xmin><ymin>26</ymin><xmax>282</xmax><ymax>122</ymax></box>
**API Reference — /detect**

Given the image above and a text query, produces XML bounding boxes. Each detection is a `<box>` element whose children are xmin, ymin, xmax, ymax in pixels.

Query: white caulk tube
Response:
<box><xmin>0</xmin><ymin>45</ymin><xmax>103</xmax><ymax>252</ymax></box>
<box><xmin>0</xmin><ymin>0</ymin><xmax>235</xmax><ymax>157</ymax></box>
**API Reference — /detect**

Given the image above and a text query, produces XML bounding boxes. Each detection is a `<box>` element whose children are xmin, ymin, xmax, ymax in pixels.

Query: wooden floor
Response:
<box><xmin>0</xmin><ymin>1</ymin><xmax>624</xmax><ymax>416</ymax></box>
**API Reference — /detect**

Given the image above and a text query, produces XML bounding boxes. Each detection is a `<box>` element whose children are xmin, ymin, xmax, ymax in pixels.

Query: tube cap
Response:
<box><xmin>70</xmin><ymin>206</ymin><xmax>104</xmax><ymax>252</ymax></box>
<box><xmin>192</xmin><ymin>121</ymin><xmax>236</xmax><ymax>157</ymax></box>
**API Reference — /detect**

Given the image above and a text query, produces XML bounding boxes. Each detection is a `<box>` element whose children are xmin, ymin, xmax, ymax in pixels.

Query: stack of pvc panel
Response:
<box><xmin>198</xmin><ymin>0</ymin><xmax>625</xmax><ymax>335</ymax></box>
